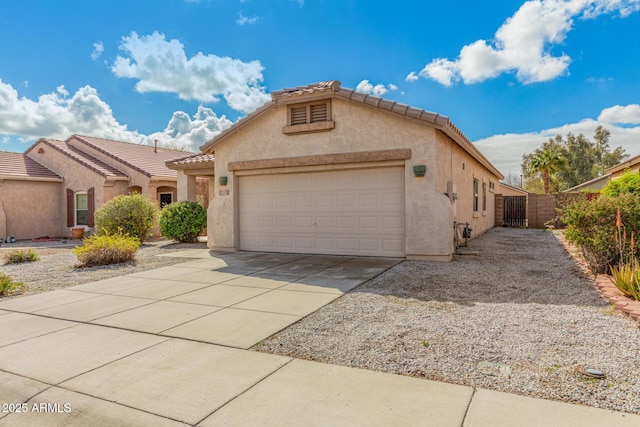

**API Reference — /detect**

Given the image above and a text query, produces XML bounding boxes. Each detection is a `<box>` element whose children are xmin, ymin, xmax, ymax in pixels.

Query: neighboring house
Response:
<box><xmin>498</xmin><ymin>182</ymin><xmax>528</xmax><ymax>197</ymax></box>
<box><xmin>0</xmin><ymin>135</ymin><xmax>195</xmax><ymax>240</ymax></box>
<box><xmin>565</xmin><ymin>154</ymin><xmax>640</xmax><ymax>192</ymax></box>
<box><xmin>169</xmin><ymin>80</ymin><xmax>503</xmax><ymax>261</ymax></box>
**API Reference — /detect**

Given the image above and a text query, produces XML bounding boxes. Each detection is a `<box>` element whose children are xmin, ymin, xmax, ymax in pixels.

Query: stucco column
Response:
<box><xmin>177</xmin><ymin>170</ymin><xmax>196</xmax><ymax>202</ymax></box>
<box><xmin>206</xmin><ymin>177</ymin><xmax>213</xmax><ymax>204</ymax></box>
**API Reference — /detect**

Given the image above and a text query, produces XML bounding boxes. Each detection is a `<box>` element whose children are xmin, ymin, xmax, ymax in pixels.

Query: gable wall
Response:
<box><xmin>26</xmin><ymin>141</ymin><xmax>106</xmax><ymax>236</ymax></box>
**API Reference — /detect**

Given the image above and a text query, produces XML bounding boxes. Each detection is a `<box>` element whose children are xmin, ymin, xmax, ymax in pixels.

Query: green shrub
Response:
<box><xmin>73</xmin><ymin>233</ymin><xmax>140</xmax><ymax>267</ymax></box>
<box><xmin>94</xmin><ymin>194</ymin><xmax>158</xmax><ymax>243</ymax></box>
<box><xmin>4</xmin><ymin>249</ymin><xmax>39</xmax><ymax>264</ymax></box>
<box><xmin>0</xmin><ymin>271</ymin><xmax>24</xmax><ymax>295</ymax></box>
<box><xmin>159</xmin><ymin>201</ymin><xmax>207</xmax><ymax>243</ymax></box>
<box><xmin>602</xmin><ymin>170</ymin><xmax>640</xmax><ymax>197</ymax></box>
<box><xmin>559</xmin><ymin>192</ymin><xmax>640</xmax><ymax>273</ymax></box>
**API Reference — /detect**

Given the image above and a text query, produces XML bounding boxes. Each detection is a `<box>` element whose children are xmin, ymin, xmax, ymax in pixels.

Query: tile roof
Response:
<box><xmin>0</xmin><ymin>150</ymin><xmax>62</xmax><ymax>181</ymax></box>
<box><xmin>40</xmin><ymin>139</ymin><xmax>129</xmax><ymax>178</ymax></box>
<box><xmin>166</xmin><ymin>153</ymin><xmax>215</xmax><ymax>169</ymax></box>
<box><xmin>200</xmin><ymin>80</ymin><xmax>503</xmax><ymax>179</ymax></box>
<box><xmin>71</xmin><ymin>135</ymin><xmax>192</xmax><ymax>179</ymax></box>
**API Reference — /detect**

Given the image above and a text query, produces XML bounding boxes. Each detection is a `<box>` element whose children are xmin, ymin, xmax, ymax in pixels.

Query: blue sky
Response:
<box><xmin>1</xmin><ymin>0</ymin><xmax>639</xmax><ymax>177</ymax></box>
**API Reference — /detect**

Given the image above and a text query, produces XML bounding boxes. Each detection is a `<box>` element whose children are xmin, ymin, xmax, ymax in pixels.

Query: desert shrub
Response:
<box><xmin>94</xmin><ymin>194</ymin><xmax>158</xmax><ymax>243</ymax></box>
<box><xmin>4</xmin><ymin>249</ymin><xmax>39</xmax><ymax>264</ymax></box>
<box><xmin>0</xmin><ymin>271</ymin><xmax>24</xmax><ymax>295</ymax></box>
<box><xmin>159</xmin><ymin>201</ymin><xmax>207</xmax><ymax>243</ymax></box>
<box><xmin>73</xmin><ymin>233</ymin><xmax>140</xmax><ymax>267</ymax></box>
<box><xmin>602</xmin><ymin>170</ymin><xmax>640</xmax><ymax>197</ymax></box>
<box><xmin>610</xmin><ymin>261</ymin><xmax>640</xmax><ymax>301</ymax></box>
<box><xmin>559</xmin><ymin>192</ymin><xmax>640</xmax><ymax>273</ymax></box>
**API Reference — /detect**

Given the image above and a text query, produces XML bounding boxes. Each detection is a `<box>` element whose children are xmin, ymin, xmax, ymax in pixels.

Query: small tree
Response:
<box><xmin>159</xmin><ymin>201</ymin><xmax>207</xmax><ymax>243</ymax></box>
<box><xmin>94</xmin><ymin>194</ymin><xmax>158</xmax><ymax>243</ymax></box>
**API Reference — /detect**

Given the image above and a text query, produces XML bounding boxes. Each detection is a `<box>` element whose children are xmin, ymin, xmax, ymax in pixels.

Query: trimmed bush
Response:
<box><xmin>159</xmin><ymin>201</ymin><xmax>207</xmax><ymax>243</ymax></box>
<box><xmin>559</xmin><ymin>192</ymin><xmax>640</xmax><ymax>273</ymax></box>
<box><xmin>94</xmin><ymin>194</ymin><xmax>158</xmax><ymax>243</ymax></box>
<box><xmin>73</xmin><ymin>233</ymin><xmax>140</xmax><ymax>267</ymax></box>
<box><xmin>4</xmin><ymin>249</ymin><xmax>39</xmax><ymax>264</ymax></box>
<box><xmin>0</xmin><ymin>271</ymin><xmax>24</xmax><ymax>295</ymax></box>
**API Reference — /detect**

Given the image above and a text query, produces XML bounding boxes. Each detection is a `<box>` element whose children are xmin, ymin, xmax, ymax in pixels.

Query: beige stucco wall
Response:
<box><xmin>0</xmin><ymin>180</ymin><xmax>61</xmax><ymax>240</ymax></box>
<box><xmin>434</xmin><ymin>131</ymin><xmax>498</xmax><ymax>238</ymax></box>
<box><xmin>205</xmin><ymin>97</ymin><xmax>500</xmax><ymax>260</ymax></box>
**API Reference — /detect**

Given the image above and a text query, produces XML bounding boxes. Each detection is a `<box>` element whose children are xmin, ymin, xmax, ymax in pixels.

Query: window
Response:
<box><xmin>283</xmin><ymin>101</ymin><xmax>335</xmax><ymax>134</ymax></box>
<box><xmin>76</xmin><ymin>193</ymin><xmax>89</xmax><ymax>226</ymax></box>
<box><xmin>159</xmin><ymin>193</ymin><xmax>173</xmax><ymax>209</ymax></box>
<box><xmin>473</xmin><ymin>179</ymin><xmax>479</xmax><ymax>212</ymax></box>
<box><xmin>482</xmin><ymin>182</ymin><xmax>487</xmax><ymax>212</ymax></box>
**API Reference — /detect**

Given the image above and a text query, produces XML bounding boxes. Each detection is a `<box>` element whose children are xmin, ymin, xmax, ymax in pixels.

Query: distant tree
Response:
<box><xmin>521</xmin><ymin>126</ymin><xmax>628</xmax><ymax>193</ymax></box>
<box><xmin>529</xmin><ymin>150</ymin><xmax>567</xmax><ymax>194</ymax></box>
<box><xmin>502</xmin><ymin>174</ymin><xmax>524</xmax><ymax>188</ymax></box>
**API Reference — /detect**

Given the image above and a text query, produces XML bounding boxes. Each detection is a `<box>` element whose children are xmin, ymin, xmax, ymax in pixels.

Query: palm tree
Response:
<box><xmin>529</xmin><ymin>150</ymin><xmax>566</xmax><ymax>194</ymax></box>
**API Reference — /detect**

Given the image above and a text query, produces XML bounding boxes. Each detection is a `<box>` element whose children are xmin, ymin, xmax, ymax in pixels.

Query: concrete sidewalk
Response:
<box><xmin>1</xmin><ymin>251</ymin><xmax>639</xmax><ymax>426</ymax></box>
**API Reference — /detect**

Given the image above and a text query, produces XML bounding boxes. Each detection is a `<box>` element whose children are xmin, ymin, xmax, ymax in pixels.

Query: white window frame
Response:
<box><xmin>75</xmin><ymin>191</ymin><xmax>89</xmax><ymax>227</ymax></box>
<box><xmin>473</xmin><ymin>179</ymin><xmax>479</xmax><ymax>213</ymax></box>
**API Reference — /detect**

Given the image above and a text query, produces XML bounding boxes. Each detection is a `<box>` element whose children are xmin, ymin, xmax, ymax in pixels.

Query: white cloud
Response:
<box><xmin>405</xmin><ymin>72</ymin><xmax>419</xmax><ymax>82</ymax></box>
<box><xmin>413</xmin><ymin>0</ymin><xmax>640</xmax><ymax>86</ymax></box>
<box><xmin>0</xmin><ymin>79</ymin><xmax>232</xmax><ymax>153</ymax></box>
<box><xmin>91</xmin><ymin>41</ymin><xmax>104</xmax><ymax>61</ymax></box>
<box><xmin>236</xmin><ymin>12</ymin><xmax>258</xmax><ymax>25</ymax></box>
<box><xmin>355</xmin><ymin>79</ymin><xmax>397</xmax><ymax>97</ymax></box>
<box><xmin>474</xmin><ymin>105</ymin><xmax>640</xmax><ymax>177</ymax></box>
<box><xmin>598</xmin><ymin>104</ymin><xmax>640</xmax><ymax>124</ymax></box>
<box><xmin>145</xmin><ymin>106</ymin><xmax>232</xmax><ymax>151</ymax></box>
<box><xmin>111</xmin><ymin>31</ymin><xmax>270</xmax><ymax>113</ymax></box>
<box><xmin>0</xmin><ymin>78</ymin><xmax>138</xmax><ymax>142</ymax></box>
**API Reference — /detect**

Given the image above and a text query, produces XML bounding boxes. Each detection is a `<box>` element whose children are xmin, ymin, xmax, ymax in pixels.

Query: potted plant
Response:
<box><xmin>71</xmin><ymin>227</ymin><xmax>84</xmax><ymax>240</ymax></box>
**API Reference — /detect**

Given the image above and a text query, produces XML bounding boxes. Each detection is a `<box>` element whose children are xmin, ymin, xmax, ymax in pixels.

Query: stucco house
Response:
<box><xmin>169</xmin><ymin>81</ymin><xmax>503</xmax><ymax>261</ymax></box>
<box><xmin>0</xmin><ymin>135</ymin><xmax>197</xmax><ymax>240</ymax></box>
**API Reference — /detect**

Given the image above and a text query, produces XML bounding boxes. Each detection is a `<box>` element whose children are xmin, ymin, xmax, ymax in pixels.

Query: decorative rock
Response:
<box><xmin>477</xmin><ymin>361</ymin><xmax>512</xmax><ymax>378</ymax></box>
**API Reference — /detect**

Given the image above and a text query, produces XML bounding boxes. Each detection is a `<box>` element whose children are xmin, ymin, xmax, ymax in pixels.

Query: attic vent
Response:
<box><xmin>291</xmin><ymin>106</ymin><xmax>308</xmax><ymax>125</ymax></box>
<box><xmin>310</xmin><ymin>104</ymin><xmax>327</xmax><ymax>123</ymax></box>
<box><xmin>283</xmin><ymin>100</ymin><xmax>335</xmax><ymax>135</ymax></box>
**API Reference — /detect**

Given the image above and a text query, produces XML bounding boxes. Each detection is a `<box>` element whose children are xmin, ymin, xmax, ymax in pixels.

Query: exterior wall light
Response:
<box><xmin>413</xmin><ymin>165</ymin><xmax>426</xmax><ymax>177</ymax></box>
<box><xmin>219</xmin><ymin>176</ymin><xmax>228</xmax><ymax>186</ymax></box>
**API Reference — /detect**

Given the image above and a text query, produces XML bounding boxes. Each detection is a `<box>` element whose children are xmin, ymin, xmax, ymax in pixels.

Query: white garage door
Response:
<box><xmin>239</xmin><ymin>167</ymin><xmax>405</xmax><ymax>257</ymax></box>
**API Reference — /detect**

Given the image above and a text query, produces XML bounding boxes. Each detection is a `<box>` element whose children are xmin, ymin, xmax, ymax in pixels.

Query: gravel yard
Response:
<box><xmin>254</xmin><ymin>227</ymin><xmax>640</xmax><ymax>415</ymax></box>
<box><xmin>0</xmin><ymin>239</ymin><xmax>207</xmax><ymax>298</ymax></box>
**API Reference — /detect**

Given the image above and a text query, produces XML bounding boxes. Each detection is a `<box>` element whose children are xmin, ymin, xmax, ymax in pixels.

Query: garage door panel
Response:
<box><xmin>239</xmin><ymin>167</ymin><xmax>405</xmax><ymax>257</ymax></box>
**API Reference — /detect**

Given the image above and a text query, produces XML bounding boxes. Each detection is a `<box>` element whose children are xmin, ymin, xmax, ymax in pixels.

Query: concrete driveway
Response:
<box><xmin>0</xmin><ymin>251</ymin><xmax>399</xmax><ymax>349</ymax></box>
<box><xmin>1</xmin><ymin>250</ymin><xmax>639</xmax><ymax>426</ymax></box>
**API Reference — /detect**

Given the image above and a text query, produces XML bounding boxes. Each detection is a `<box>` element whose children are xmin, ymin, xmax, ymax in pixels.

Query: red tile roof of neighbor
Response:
<box><xmin>71</xmin><ymin>135</ymin><xmax>191</xmax><ymax>178</ymax></box>
<box><xmin>41</xmin><ymin>139</ymin><xmax>129</xmax><ymax>178</ymax></box>
<box><xmin>0</xmin><ymin>150</ymin><xmax>62</xmax><ymax>181</ymax></box>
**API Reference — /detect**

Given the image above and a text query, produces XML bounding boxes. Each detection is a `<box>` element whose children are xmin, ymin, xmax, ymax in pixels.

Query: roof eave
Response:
<box><xmin>200</xmin><ymin>101</ymin><xmax>277</xmax><ymax>153</ymax></box>
<box><xmin>0</xmin><ymin>175</ymin><xmax>63</xmax><ymax>183</ymax></box>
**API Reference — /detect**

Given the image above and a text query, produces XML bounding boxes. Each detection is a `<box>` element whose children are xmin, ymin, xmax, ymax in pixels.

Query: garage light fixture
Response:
<box><xmin>413</xmin><ymin>165</ymin><xmax>426</xmax><ymax>177</ymax></box>
<box><xmin>219</xmin><ymin>176</ymin><xmax>228</xmax><ymax>186</ymax></box>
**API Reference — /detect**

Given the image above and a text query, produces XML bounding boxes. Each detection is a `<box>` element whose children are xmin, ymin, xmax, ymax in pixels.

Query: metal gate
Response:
<box><xmin>503</xmin><ymin>196</ymin><xmax>527</xmax><ymax>227</ymax></box>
